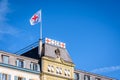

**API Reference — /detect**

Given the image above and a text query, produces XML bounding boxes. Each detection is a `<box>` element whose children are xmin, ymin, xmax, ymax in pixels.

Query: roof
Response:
<box><xmin>74</xmin><ymin>69</ymin><xmax>116</xmax><ymax>80</ymax></box>
<box><xmin>21</xmin><ymin>43</ymin><xmax>73</xmax><ymax>63</ymax></box>
<box><xmin>44</xmin><ymin>43</ymin><xmax>73</xmax><ymax>63</ymax></box>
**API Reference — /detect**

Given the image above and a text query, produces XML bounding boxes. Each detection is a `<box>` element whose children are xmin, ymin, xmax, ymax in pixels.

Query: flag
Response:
<box><xmin>30</xmin><ymin>10</ymin><xmax>41</xmax><ymax>25</ymax></box>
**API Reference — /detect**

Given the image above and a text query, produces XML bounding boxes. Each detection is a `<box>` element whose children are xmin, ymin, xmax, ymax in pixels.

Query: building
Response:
<box><xmin>74</xmin><ymin>70</ymin><xmax>114</xmax><ymax>80</ymax></box>
<box><xmin>0</xmin><ymin>38</ymin><xmax>115</xmax><ymax>80</ymax></box>
<box><xmin>0</xmin><ymin>51</ymin><xmax>40</xmax><ymax>80</ymax></box>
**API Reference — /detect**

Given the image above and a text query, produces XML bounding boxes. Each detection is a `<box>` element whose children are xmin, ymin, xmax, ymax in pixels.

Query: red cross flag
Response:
<box><xmin>30</xmin><ymin>10</ymin><xmax>41</xmax><ymax>25</ymax></box>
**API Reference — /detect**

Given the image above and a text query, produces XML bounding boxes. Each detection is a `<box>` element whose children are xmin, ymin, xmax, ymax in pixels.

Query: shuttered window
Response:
<box><xmin>0</xmin><ymin>73</ymin><xmax>11</xmax><ymax>80</ymax></box>
<box><xmin>16</xmin><ymin>59</ymin><xmax>24</xmax><ymax>68</ymax></box>
<box><xmin>14</xmin><ymin>76</ymin><xmax>26</xmax><ymax>80</ymax></box>
<box><xmin>84</xmin><ymin>75</ymin><xmax>90</xmax><ymax>80</ymax></box>
<box><xmin>30</xmin><ymin>62</ymin><xmax>40</xmax><ymax>71</ymax></box>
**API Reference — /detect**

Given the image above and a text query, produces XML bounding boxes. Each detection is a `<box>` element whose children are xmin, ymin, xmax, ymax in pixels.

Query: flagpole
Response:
<box><xmin>39</xmin><ymin>10</ymin><xmax>42</xmax><ymax>58</ymax></box>
<box><xmin>30</xmin><ymin>9</ymin><xmax>43</xmax><ymax>73</ymax></box>
<box><xmin>39</xmin><ymin>10</ymin><xmax>42</xmax><ymax>73</ymax></box>
<box><xmin>40</xmin><ymin>9</ymin><xmax>42</xmax><ymax>40</ymax></box>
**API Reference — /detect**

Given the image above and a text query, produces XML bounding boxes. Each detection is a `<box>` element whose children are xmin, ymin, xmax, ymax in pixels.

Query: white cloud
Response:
<box><xmin>0</xmin><ymin>0</ymin><xmax>9</xmax><ymax>22</ymax></box>
<box><xmin>91</xmin><ymin>66</ymin><xmax>120</xmax><ymax>73</ymax></box>
<box><xmin>0</xmin><ymin>0</ymin><xmax>19</xmax><ymax>37</ymax></box>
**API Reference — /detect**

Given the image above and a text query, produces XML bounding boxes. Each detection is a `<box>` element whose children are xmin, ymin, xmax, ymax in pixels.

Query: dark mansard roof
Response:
<box><xmin>21</xmin><ymin>43</ymin><xmax>73</xmax><ymax>63</ymax></box>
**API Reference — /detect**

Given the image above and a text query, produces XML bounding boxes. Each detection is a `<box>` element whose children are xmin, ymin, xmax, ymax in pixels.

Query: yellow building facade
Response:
<box><xmin>41</xmin><ymin>56</ymin><xmax>74</xmax><ymax>80</ymax></box>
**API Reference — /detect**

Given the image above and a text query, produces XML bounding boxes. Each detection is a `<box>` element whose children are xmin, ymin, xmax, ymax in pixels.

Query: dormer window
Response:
<box><xmin>95</xmin><ymin>78</ymin><xmax>101</xmax><ymax>80</ymax></box>
<box><xmin>55</xmin><ymin>48</ymin><xmax>60</xmax><ymax>58</ymax></box>
<box><xmin>30</xmin><ymin>62</ymin><xmax>39</xmax><ymax>71</ymax></box>
<box><xmin>84</xmin><ymin>75</ymin><xmax>90</xmax><ymax>80</ymax></box>
<box><xmin>16</xmin><ymin>59</ymin><xmax>24</xmax><ymax>68</ymax></box>
<box><xmin>2</xmin><ymin>55</ymin><xmax>9</xmax><ymax>64</ymax></box>
<box><xmin>74</xmin><ymin>73</ymin><xmax>79</xmax><ymax>80</ymax></box>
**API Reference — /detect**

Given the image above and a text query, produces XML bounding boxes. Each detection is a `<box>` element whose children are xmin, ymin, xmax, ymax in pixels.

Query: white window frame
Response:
<box><xmin>2</xmin><ymin>55</ymin><xmax>9</xmax><ymax>64</ymax></box>
<box><xmin>16</xmin><ymin>59</ymin><xmax>24</xmax><ymax>68</ymax></box>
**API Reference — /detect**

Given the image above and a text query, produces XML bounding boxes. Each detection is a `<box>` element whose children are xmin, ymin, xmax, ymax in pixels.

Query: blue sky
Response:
<box><xmin>0</xmin><ymin>0</ymin><xmax>120</xmax><ymax>79</ymax></box>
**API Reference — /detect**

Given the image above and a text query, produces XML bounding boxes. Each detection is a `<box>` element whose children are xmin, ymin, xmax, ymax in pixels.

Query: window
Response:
<box><xmin>95</xmin><ymin>78</ymin><xmax>101</xmax><ymax>80</ymax></box>
<box><xmin>64</xmin><ymin>69</ymin><xmax>67</xmax><ymax>76</ymax></box>
<box><xmin>48</xmin><ymin>65</ymin><xmax>51</xmax><ymax>72</ymax></box>
<box><xmin>47</xmin><ymin>65</ymin><xmax>54</xmax><ymax>73</ymax></box>
<box><xmin>51</xmin><ymin>66</ymin><xmax>54</xmax><ymax>72</ymax></box>
<box><xmin>2</xmin><ymin>74</ymin><xmax>7</xmax><ymax>80</ymax></box>
<box><xmin>18</xmin><ymin>77</ymin><xmax>22</xmax><ymax>80</ymax></box>
<box><xmin>56</xmin><ymin>67</ymin><xmax>59</xmax><ymax>74</ymax></box>
<box><xmin>59</xmin><ymin>68</ymin><xmax>62</xmax><ymax>74</ymax></box>
<box><xmin>56</xmin><ymin>67</ymin><xmax>63</xmax><ymax>75</ymax></box>
<box><xmin>30</xmin><ymin>62</ymin><xmax>40</xmax><ymax>71</ymax></box>
<box><xmin>84</xmin><ymin>75</ymin><xmax>90</xmax><ymax>80</ymax></box>
<box><xmin>55</xmin><ymin>48</ymin><xmax>60</xmax><ymax>58</ymax></box>
<box><xmin>68</xmin><ymin>70</ymin><xmax>70</xmax><ymax>76</ymax></box>
<box><xmin>16</xmin><ymin>59</ymin><xmax>24</xmax><ymax>68</ymax></box>
<box><xmin>0</xmin><ymin>73</ymin><xmax>11</xmax><ymax>80</ymax></box>
<box><xmin>2</xmin><ymin>55</ymin><xmax>9</xmax><ymax>64</ymax></box>
<box><xmin>64</xmin><ymin>69</ymin><xmax>70</xmax><ymax>77</ymax></box>
<box><xmin>74</xmin><ymin>73</ymin><xmax>79</xmax><ymax>80</ymax></box>
<box><xmin>14</xmin><ymin>76</ymin><xmax>26</xmax><ymax>80</ymax></box>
